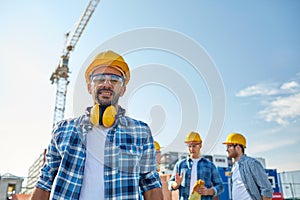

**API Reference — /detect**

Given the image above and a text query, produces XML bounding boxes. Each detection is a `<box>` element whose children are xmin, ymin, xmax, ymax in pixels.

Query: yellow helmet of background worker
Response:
<box><xmin>185</xmin><ymin>131</ymin><xmax>202</xmax><ymax>143</ymax></box>
<box><xmin>154</xmin><ymin>141</ymin><xmax>161</xmax><ymax>151</ymax></box>
<box><xmin>85</xmin><ymin>50</ymin><xmax>130</xmax><ymax>85</ymax></box>
<box><xmin>222</xmin><ymin>133</ymin><xmax>246</xmax><ymax>148</ymax></box>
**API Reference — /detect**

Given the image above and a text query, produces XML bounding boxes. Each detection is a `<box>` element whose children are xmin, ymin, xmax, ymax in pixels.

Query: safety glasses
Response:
<box><xmin>226</xmin><ymin>144</ymin><xmax>238</xmax><ymax>150</ymax></box>
<box><xmin>90</xmin><ymin>73</ymin><xmax>124</xmax><ymax>86</ymax></box>
<box><xmin>187</xmin><ymin>143</ymin><xmax>200</xmax><ymax>148</ymax></box>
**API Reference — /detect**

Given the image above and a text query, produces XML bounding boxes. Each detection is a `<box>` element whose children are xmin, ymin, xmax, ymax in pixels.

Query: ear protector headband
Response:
<box><xmin>90</xmin><ymin>104</ymin><xmax>117</xmax><ymax>127</ymax></box>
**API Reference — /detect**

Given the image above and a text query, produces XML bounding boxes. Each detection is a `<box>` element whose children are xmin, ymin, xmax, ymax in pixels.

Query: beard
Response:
<box><xmin>227</xmin><ymin>151</ymin><xmax>238</xmax><ymax>159</ymax></box>
<box><xmin>95</xmin><ymin>88</ymin><xmax>120</xmax><ymax>106</ymax></box>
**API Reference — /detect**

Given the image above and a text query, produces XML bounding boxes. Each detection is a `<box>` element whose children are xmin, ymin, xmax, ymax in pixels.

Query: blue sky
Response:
<box><xmin>0</xmin><ymin>1</ymin><xmax>299</xmax><ymax>179</ymax></box>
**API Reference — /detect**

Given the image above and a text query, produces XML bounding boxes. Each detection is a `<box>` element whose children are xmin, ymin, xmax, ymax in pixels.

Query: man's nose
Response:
<box><xmin>101</xmin><ymin>79</ymin><xmax>113</xmax><ymax>87</ymax></box>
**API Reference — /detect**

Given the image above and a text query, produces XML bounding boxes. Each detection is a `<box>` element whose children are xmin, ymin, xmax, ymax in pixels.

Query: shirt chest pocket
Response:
<box><xmin>118</xmin><ymin>145</ymin><xmax>141</xmax><ymax>174</ymax></box>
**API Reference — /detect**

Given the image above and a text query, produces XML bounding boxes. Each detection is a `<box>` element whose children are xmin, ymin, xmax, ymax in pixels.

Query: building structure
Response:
<box><xmin>0</xmin><ymin>173</ymin><xmax>24</xmax><ymax>200</ymax></box>
<box><xmin>23</xmin><ymin>149</ymin><xmax>46</xmax><ymax>194</ymax></box>
<box><xmin>278</xmin><ymin>170</ymin><xmax>300</xmax><ymax>199</ymax></box>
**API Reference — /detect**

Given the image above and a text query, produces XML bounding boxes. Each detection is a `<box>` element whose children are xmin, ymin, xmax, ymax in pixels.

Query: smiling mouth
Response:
<box><xmin>98</xmin><ymin>89</ymin><xmax>114</xmax><ymax>98</ymax></box>
<box><xmin>100</xmin><ymin>91</ymin><xmax>112</xmax><ymax>96</ymax></box>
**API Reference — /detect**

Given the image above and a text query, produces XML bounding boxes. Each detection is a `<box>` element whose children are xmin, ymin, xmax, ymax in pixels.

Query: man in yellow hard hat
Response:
<box><xmin>154</xmin><ymin>141</ymin><xmax>162</xmax><ymax>172</ymax></box>
<box><xmin>168</xmin><ymin>131</ymin><xmax>224</xmax><ymax>200</ymax></box>
<box><xmin>31</xmin><ymin>50</ymin><xmax>163</xmax><ymax>200</ymax></box>
<box><xmin>139</xmin><ymin>140</ymin><xmax>162</xmax><ymax>200</ymax></box>
<box><xmin>223</xmin><ymin>133</ymin><xmax>273</xmax><ymax>200</ymax></box>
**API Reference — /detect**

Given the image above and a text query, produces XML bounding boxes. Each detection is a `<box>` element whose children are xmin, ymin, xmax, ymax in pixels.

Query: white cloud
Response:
<box><xmin>237</xmin><ymin>80</ymin><xmax>300</xmax><ymax>125</ymax></box>
<box><xmin>280</xmin><ymin>81</ymin><xmax>300</xmax><ymax>90</ymax></box>
<box><xmin>236</xmin><ymin>84</ymin><xmax>279</xmax><ymax>97</ymax></box>
<box><xmin>259</xmin><ymin>93</ymin><xmax>300</xmax><ymax>125</ymax></box>
<box><xmin>237</xmin><ymin>81</ymin><xmax>300</xmax><ymax>97</ymax></box>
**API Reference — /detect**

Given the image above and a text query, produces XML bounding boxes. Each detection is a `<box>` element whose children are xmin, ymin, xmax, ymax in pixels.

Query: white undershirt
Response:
<box><xmin>189</xmin><ymin>158</ymin><xmax>201</xmax><ymax>195</ymax></box>
<box><xmin>79</xmin><ymin>126</ymin><xmax>109</xmax><ymax>200</ymax></box>
<box><xmin>231</xmin><ymin>162</ymin><xmax>252</xmax><ymax>200</ymax></box>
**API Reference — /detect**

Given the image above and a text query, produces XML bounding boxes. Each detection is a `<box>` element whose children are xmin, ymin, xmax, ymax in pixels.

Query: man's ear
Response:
<box><xmin>199</xmin><ymin>142</ymin><xmax>203</xmax><ymax>148</ymax></box>
<box><xmin>87</xmin><ymin>83</ymin><xmax>92</xmax><ymax>94</ymax></box>
<box><xmin>120</xmin><ymin>86</ymin><xmax>126</xmax><ymax>97</ymax></box>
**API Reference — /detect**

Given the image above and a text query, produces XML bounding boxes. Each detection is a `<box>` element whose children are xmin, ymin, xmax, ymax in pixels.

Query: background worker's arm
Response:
<box><xmin>143</xmin><ymin>187</ymin><xmax>163</xmax><ymax>200</ymax></box>
<box><xmin>30</xmin><ymin>187</ymin><xmax>50</xmax><ymax>200</ymax></box>
<box><xmin>262</xmin><ymin>196</ymin><xmax>272</xmax><ymax>200</ymax></box>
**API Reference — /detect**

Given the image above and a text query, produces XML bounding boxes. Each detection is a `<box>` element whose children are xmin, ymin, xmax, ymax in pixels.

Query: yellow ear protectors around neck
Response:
<box><xmin>90</xmin><ymin>104</ymin><xmax>117</xmax><ymax>127</ymax></box>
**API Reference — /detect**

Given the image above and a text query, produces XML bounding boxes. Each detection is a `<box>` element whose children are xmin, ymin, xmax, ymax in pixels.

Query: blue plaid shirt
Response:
<box><xmin>36</xmin><ymin>106</ymin><xmax>161</xmax><ymax>199</ymax></box>
<box><xmin>235</xmin><ymin>154</ymin><xmax>273</xmax><ymax>199</ymax></box>
<box><xmin>168</xmin><ymin>156</ymin><xmax>224</xmax><ymax>200</ymax></box>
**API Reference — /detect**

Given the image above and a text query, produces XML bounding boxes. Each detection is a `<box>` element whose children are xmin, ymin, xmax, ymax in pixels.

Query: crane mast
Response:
<box><xmin>50</xmin><ymin>0</ymin><xmax>100</xmax><ymax>126</ymax></box>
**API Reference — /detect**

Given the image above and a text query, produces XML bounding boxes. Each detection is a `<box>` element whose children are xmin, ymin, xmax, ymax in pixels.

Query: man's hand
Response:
<box><xmin>198</xmin><ymin>186</ymin><xmax>214</xmax><ymax>196</ymax></box>
<box><xmin>172</xmin><ymin>172</ymin><xmax>183</xmax><ymax>190</ymax></box>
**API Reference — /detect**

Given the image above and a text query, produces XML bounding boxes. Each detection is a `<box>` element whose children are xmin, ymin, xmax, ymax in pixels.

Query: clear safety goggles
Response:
<box><xmin>226</xmin><ymin>144</ymin><xmax>238</xmax><ymax>149</ymax></box>
<box><xmin>90</xmin><ymin>73</ymin><xmax>124</xmax><ymax>86</ymax></box>
<box><xmin>187</xmin><ymin>143</ymin><xmax>200</xmax><ymax>148</ymax></box>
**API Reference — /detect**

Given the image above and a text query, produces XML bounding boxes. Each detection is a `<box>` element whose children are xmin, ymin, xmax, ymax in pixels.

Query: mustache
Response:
<box><xmin>97</xmin><ymin>88</ymin><xmax>115</xmax><ymax>95</ymax></box>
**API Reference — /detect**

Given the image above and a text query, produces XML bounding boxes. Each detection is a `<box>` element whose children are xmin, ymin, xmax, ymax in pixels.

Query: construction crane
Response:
<box><xmin>50</xmin><ymin>0</ymin><xmax>100</xmax><ymax>126</ymax></box>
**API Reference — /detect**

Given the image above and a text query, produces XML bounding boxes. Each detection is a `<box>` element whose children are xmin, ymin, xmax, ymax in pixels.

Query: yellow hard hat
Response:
<box><xmin>85</xmin><ymin>50</ymin><xmax>130</xmax><ymax>85</ymax></box>
<box><xmin>185</xmin><ymin>131</ymin><xmax>202</xmax><ymax>143</ymax></box>
<box><xmin>154</xmin><ymin>141</ymin><xmax>161</xmax><ymax>151</ymax></box>
<box><xmin>222</xmin><ymin>133</ymin><xmax>246</xmax><ymax>148</ymax></box>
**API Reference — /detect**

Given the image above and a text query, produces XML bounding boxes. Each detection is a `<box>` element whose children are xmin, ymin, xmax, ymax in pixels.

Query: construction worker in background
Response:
<box><xmin>140</xmin><ymin>140</ymin><xmax>162</xmax><ymax>200</ymax></box>
<box><xmin>222</xmin><ymin>133</ymin><xmax>273</xmax><ymax>200</ymax></box>
<box><xmin>154</xmin><ymin>141</ymin><xmax>162</xmax><ymax>172</ymax></box>
<box><xmin>168</xmin><ymin>131</ymin><xmax>224</xmax><ymax>200</ymax></box>
<box><xmin>31</xmin><ymin>50</ymin><xmax>163</xmax><ymax>200</ymax></box>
